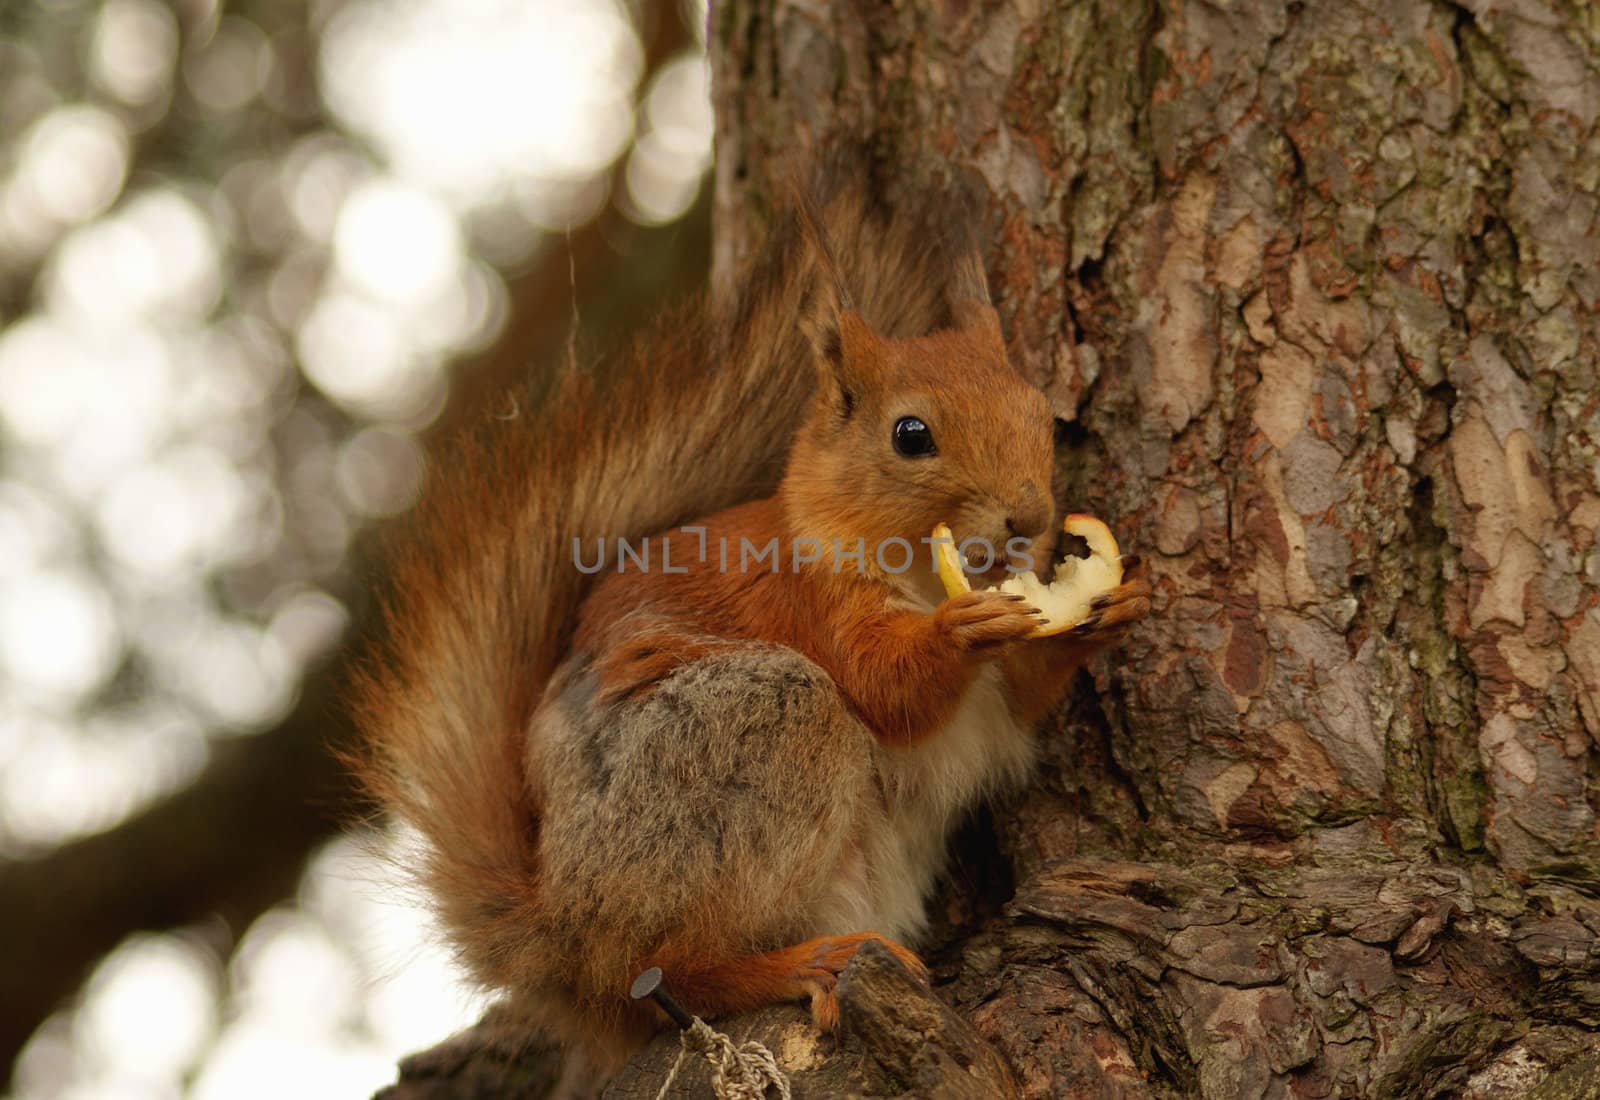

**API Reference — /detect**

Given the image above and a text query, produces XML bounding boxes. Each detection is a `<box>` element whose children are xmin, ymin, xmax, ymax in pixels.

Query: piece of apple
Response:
<box><xmin>932</xmin><ymin>515</ymin><xmax>1123</xmax><ymax>637</ymax></box>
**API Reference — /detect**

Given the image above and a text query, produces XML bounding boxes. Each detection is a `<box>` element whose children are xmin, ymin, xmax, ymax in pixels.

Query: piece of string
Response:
<box><xmin>653</xmin><ymin>1017</ymin><xmax>791</xmax><ymax>1100</ymax></box>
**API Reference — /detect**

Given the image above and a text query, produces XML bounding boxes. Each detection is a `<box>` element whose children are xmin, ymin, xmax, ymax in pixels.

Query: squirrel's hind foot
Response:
<box><xmin>791</xmin><ymin>931</ymin><xmax>929</xmax><ymax>1033</ymax></box>
<box><xmin>653</xmin><ymin>931</ymin><xmax>926</xmax><ymax>1037</ymax></box>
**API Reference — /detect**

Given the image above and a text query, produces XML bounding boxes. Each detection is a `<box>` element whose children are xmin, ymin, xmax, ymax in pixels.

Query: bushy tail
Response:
<box><xmin>348</xmin><ymin>175</ymin><xmax>972</xmax><ymax>995</ymax></box>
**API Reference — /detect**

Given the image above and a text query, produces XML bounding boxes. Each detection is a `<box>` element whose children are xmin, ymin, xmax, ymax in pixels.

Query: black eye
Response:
<box><xmin>892</xmin><ymin>416</ymin><xmax>936</xmax><ymax>457</ymax></box>
<box><xmin>1053</xmin><ymin>416</ymin><xmax>1070</xmax><ymax>445</ymax></box>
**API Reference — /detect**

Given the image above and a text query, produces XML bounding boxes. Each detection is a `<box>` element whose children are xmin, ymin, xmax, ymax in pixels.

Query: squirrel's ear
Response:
<box><xmin>946</xmin><ymin>232</ymin><xmax>1004</xmax><ymax>344</ymax></box>
<box><xmin>796</xmin><ymin>186</ymin><xmax>881</xmax><ymax>417</ymax></box>
<box><xmin>803</xmin><ymin>293</ymin><xmax>881</xmax><ymax>419</ymax></box>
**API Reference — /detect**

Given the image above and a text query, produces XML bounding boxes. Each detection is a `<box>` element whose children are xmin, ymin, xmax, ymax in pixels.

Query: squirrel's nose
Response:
<box><xmin>1004</xmin><ymin>484</ymin><xmax>1051</xmax><ymax>542</ymax></box>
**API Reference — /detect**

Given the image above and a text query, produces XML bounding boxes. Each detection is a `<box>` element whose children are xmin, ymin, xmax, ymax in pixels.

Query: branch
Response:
<box><xmin>378</xmin><ymin>943</ymin><xmax>1019</xmax><ymax>1099</ymax></box>
<box><xmin>0</xmin><ymin>649</ymin><xmax>358</xmax><ymax>1077</ymax></box>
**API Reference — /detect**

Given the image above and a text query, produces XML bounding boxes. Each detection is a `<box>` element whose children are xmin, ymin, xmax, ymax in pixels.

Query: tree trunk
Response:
<box><xmin>709</xmin><ymin>0</ymin><xmax>1600</xmax><ymax>1094</ymax></box>
<box><xmin>385</xmin><ymin>0</ymin><xmax>1600</xmax><ymax>1096</ymax></box>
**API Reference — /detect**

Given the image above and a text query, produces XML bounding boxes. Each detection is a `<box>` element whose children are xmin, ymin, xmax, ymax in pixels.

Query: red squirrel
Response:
<box><xmin>352</xmin><ymin>176</ymin><xmax>1151</xmax><ymax>1091</ymax></box>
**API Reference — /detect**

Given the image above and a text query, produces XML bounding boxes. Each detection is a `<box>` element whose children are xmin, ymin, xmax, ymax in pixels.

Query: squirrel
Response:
<box><xmin>351</xmin><ymin>172</ymin><xmax>1152</xmax><ymax>1093</ymax></box>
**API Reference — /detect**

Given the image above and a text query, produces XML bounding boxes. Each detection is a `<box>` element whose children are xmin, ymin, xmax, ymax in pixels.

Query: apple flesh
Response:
<box><xmin>933</xmin><ymin>515</ymin><xmax>1123</xmax><ymax>637</ymax></box>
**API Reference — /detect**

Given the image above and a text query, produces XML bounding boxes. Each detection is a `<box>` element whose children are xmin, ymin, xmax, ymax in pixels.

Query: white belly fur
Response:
<box><xmin>804</xmin><ymin>570</ymin><xmax>1044</xmax><ymax>945</ymax></box>
<box><xmin>871</xmin><ymin>664</ymin><xmax>1037</xmax><ymax>942</ymax></box>
<box><xmin>810</xmin><ymin>662</ymin><xmax>1038</xmax><ymax>945</ymax></box>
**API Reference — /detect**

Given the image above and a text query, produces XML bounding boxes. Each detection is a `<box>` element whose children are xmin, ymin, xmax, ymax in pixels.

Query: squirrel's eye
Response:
<box><xmin>892</xmin><ymin>416</ymin><xmax>936</xmax><ymax>458</ymax></box>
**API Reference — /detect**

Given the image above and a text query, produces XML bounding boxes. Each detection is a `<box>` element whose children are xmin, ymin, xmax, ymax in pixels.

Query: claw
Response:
<box><xmin>1072</xmin><ymin>612</ymin><xmax>1104</xmax><ymax>634</ymax></box>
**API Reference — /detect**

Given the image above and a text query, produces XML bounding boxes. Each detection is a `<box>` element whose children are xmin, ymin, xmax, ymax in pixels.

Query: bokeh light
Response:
<box><xmin>319</xmin><ymin>0</ymin><xmax>641</xmax><ymax>210</ymax></box>
<box><xmin>75</xmin><ymin>935</ymin><xmax>221</xmax><ymax>1084</ymax></box>
<box><xmin>13</xmin><ymin>106</ymin><xmax>130</xmax><ymax>227</ymax></box>
<box><xmin>88</xmin><ymin>0</ymin><xmax>180</xmax><ymax>108</ymax></box>
<box><xmin>0</xmin><ymin>569</ymin><xmax>119</xmax><ymax>700</ymax></box>
<box><xmin>624</xmin><ymin>53</ymin><xmax>714</xmax><ymax>225</ymax></box>
<box><xmin>1</xmin><ymin>0</ymin><xmax>713</xmax><ymax>1094</ymax></box>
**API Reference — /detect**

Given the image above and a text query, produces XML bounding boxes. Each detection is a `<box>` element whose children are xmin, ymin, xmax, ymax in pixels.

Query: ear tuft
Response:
<box><xmin>950</xmin><ymin>298</ymin><xmax>1003</xmax><ymax>342</ymax></box>
<box><xmin>946</xmin><ymin>233</ymin><xmax>991</xmax><ymax>306</ymax></box>
<box><xmin>795</xmin><ymin>184</ymin><xmax>852</xmax><ymax>367</ymax></box>
<box><xmin>801</xmin><ymin>281</ymin><xmax>844</xmax><ymax>368</ymax></box>
<box><xmin>794</xmin><ymin>184</ymin><xmax>853</xmax><ymax>312</ymax></box>
<box><xmin>794</xmin><ymin>184</ymin><xmax>884</xmax><ymax>418</ymax></box>
<box><xmin>945</xmin><ymin>227</ymin><xmax>1003</xmax><ymax>343</ymax></box>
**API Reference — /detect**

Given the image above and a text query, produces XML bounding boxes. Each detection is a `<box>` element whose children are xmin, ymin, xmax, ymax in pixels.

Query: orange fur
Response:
<box><xmin>576</xmin><ymin>498</ymin><xmax>1011</xmax><ymax>744</ymax></box>
<box><xmin>648</xmin><ymin>932</ymin><xmax>929</xmax><ymax>1034</ymax></box>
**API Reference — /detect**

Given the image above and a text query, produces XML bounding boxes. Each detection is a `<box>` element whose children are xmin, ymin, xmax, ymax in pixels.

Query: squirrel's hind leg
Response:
<box><xmin>531</xmin><ymin>642</ymin><xmax>893</xmax><ymax>1038</ymax></box>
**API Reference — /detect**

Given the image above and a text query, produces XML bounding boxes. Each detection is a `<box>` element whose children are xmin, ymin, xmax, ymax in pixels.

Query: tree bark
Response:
<box><xmin>384</xmin><ymin>0</ymin><xmax>1600</xmax><ymax>1095</ymax></box>
<box><xmin>709</xmin><ymin>0</ymin><xmax>1600</xmax><ymax>1094</ymax></box>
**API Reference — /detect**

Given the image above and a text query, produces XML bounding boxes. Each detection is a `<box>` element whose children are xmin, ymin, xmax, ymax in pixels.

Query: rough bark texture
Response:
<box><xmin>385</xmin><ymin>944</ymin><xmax>1018</xmax><ymax>1099</ymax></box>
<box><xmin>706</xmin><ymin>0</ymin><xmax>1600</xmax><ymax>1094</ymax></box>
<box><xmin>381</xmin><ymin>0</ymin><xmax>1600</xmax><ymax>1096</ymax></box>
<box><xmin>606</xmin><ymin>944</ymin><xmax>1020</xmax><ymax>1099</ymax></box>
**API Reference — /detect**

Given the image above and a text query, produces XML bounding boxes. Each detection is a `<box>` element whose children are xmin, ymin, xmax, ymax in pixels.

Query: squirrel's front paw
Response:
<box><xmin>1063</xmin><ymin>553</ymin><xmax>1152</xmax><ymax>644</ymax></box>
<box><xmin>936</xmin><ymin>591</ymin><xmax>1044</xmax><ymax>650</ymax></box>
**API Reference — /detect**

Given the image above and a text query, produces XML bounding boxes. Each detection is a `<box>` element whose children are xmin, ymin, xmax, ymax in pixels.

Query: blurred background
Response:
<box><xmin>0</xmin><ymin>0</ymin><xmax>712</xmax><ymax>1095</ymax></box>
